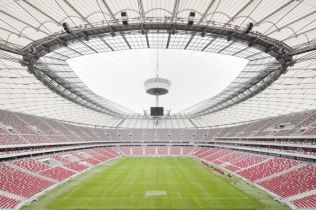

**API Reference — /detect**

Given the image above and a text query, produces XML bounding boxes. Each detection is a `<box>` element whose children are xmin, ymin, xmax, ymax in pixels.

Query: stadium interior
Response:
<box><xmin>1</xmin><ymin>0</ymin><xmax>316</xmax><ymax>209</ymax></box>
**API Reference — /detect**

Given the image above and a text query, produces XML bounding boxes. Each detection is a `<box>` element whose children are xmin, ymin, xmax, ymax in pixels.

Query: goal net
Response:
<box><xmin>145</xmin><ymin>191</ymin><xmax>166</xmax><ymax>197</ymax></box>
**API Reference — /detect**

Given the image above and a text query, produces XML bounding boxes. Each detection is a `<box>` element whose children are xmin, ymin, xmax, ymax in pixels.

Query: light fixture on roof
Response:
<box><xmin>121</xmin><ymin>11</ymin><xmax>128</xmax><ymax>25</ymax></box>
<box><xmin>62</xmin><ymin>22</ymin><xmax>71</xmax><ymax>34</ymax></box>
<box><xmin>188</xmin><ymin>12</ymin><xmax>195</xmax><ymax>25</ymax></box>
<box><xmin>244</xmin><ymin>22</ymin><xmax>254</xmax><ymax>34</ymax></box>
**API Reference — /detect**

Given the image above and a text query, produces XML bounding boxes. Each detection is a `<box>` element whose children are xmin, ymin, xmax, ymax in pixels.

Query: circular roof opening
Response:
<box><xmin>68</xmin><ymin>49</ymin><xmax>247</xmax><ymax>114</ymax></box>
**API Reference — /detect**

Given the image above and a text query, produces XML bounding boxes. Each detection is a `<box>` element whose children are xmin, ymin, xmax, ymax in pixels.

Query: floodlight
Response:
<box><xmin>62</xmin><ymin>22</ymin><xmax>71</xmax><ymax>34</ymax></box>
<box><xmin>244</xmin><ymin>22</ymin><xmax>254</xmax><ymax>34</ymax></box>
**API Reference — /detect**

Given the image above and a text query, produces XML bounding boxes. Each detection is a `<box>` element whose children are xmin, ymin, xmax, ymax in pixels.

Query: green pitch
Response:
<box><xmin>41</xmin><ymin>156</ymin><xmax>288</xmax><ymax>210</ymax></box>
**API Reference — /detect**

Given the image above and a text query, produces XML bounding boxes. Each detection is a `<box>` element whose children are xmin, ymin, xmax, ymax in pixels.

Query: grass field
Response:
<box><xmin>26</xmin><ymin>156</ymin><xmax>288</xmax><ymax>210</ymax></box>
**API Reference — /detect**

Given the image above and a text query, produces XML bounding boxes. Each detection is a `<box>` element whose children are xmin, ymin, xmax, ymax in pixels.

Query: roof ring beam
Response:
<box><xmin>19</xmin><ymin>21</ymin><xmax>295</xmax><ymax>119</ymax></box>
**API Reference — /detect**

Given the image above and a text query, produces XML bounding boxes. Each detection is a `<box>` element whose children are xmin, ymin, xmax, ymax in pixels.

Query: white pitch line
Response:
<box><xmin>191</xmin><ymin>159</ymin><xmax>247</xmax><ymax>198</ymax></box>
<box><xmin>131</xmin><ymin>192</ymin><xmax>134</xmax><ymax>198</ymax></box>
<box><xmin>196</xmin><ymin>183</ymin><xmax>211</xmax><ymax>198</ymax></box>
<box><xmin>177</xmin><ymin>192</ymin><xmax>182</xmax><ymax>198</ymax></box>
<box><xmin>101</xmin><ymin>183</ymin><xmax>115</xmax><ymax>198</ymax></box>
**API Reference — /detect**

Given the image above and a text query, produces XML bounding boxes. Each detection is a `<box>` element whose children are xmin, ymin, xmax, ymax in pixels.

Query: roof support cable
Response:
<box><xmin>226</xmin><ymin>0</ymin><xmax>254</xmax><ymax>25</ymax></box>
<box><xmin>96</xmin><ymin>0</ymin><xmax>115</xmax><ymax>37</ymax></box>
<box><xmin>262</xmin><ymin>0</ymin><xmax>303</xmax><ymax>35</ymax></box>
<box><xmin>282</xmin><ymin>18</ymin><xmax>316</xmax><ymax>42</ymax></box>
<box><xmin>201</xmin><ymin>0</ymin><xmax>221</xmax><ymax>37</ymax></box>
<box><xmin>0</xmin><ymin>19</ymin><xmax>34</xmax><ymax>42</ymax></box>
<box><xmin>239</xmin><ymin>0</ymin><xmax>262</xmax><ymax>27</ymax></box>
<box><xmin>13</xmin><ymin>1</ymin><xmax>52</xmax><ymax>35</ymax></box>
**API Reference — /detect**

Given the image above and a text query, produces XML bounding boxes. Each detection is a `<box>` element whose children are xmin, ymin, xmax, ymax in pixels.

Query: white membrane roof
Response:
<box><xmin>0</xmin><ymin>0</ymin><xmax>316</xmax><ymax>128</ymax></box>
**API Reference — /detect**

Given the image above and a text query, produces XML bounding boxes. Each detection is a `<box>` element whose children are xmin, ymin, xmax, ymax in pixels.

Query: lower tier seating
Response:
<box><xmin>64</xmin><ymin>161</ymin><xmax>88</xmax><ymax>172</ymax></box>
<box><xmin>132</xmin><ymin>146</ymin><xmax>143</xmax><ymax>155</ymax></box>
<box><xmin>0</xmin><ymin>163</ymin><xmax>54</xmax><ymax>197</ymax></box>
<box><xmin>50</xmin><ymin>154</ymin><xmax>70</xmax><ymax>163</ymax></box>
<box><xmin>157</xmin><ymin>146</ymin><xmax>168</xmax><ymax>155</ymax></box>
<box><xmin>237</xmin><ymin>158</ymin><xmax>300</xmax><ymax>181</ymax></box>
<box><xmin>13</xmin><ymin>158</ymin><xmax>50</xmax><ymax>172</ymax></box>
<box><xmin>82</xmin><ymin>157</ymin><xmax>101</xmax><ymax>165</ymax></box>
<box><xmin>182</xmin><ymin>146</ymin><xmax>194</xmax><ymax>155</ymax></box>
<box><xmin>0</xmin><ymin>195</ymin><xmax>20</xmax><ymax>209</ymax></box>
<box><xmin>293</xmin><ymin>194</ymin><xmax>316</xmax><ymax>209</ymax></box>
<box><xmin>170</xmin><ymin>146</ymin><xmax>181</xmax><ymax>155</ymax></box>
<box><xmin>39</xmin><ymin>166</ymin><xmax>76</xmax><ymax>181</ymax></box>
<box><xmin>258</xmin><ymin>164</ymin><xmax>316</xmax><ymax>197</ymax></box>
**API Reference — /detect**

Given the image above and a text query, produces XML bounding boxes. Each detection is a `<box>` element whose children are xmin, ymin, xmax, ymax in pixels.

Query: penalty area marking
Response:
<box><xmin>130</xmin><ymin>191</ymin><xmax>181</xmax><ymax>198</ymax></box>
<box><xmin>101</xmin><ymin>183</ymin><xmax>115</xmax><ymax>198</ymax></box>
<box><xmin>196</xmin><ymin>183</ymin><xmax>211</xmax><ymax>198</ymax></box>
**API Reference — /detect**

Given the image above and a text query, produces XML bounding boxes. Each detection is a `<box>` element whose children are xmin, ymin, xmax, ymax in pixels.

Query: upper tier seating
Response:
<box><xmin>273</xmin><ymin>113</ymin><xmax>311</xmax><ymax>136</ymax></box>
<box><xmin>15</xmin><ymin>113</ymin><xmax>56</xmax><ymax>135</ymax></box>
<box><xmin>0</xmin><ymin>124</ymin><xmax>8</xmax><ymax>133</ymax></box>
<box><xmin>303</xmin><ymin>127</ymin><xmax>316</xmax><ymax>136</ymax></box>
<box><xmin>0</xmin><ymin>110</ymin><xmax>37</xmax><ymax>134</ymax></box>
<box><xmin>39</xmin><ymin>166</ymin><xmax>76</xmax><ymax>181</ymax></box>
<box><xmin>194</xmin><ymin>130</ymin><xmax>207</xmax><ymax>141</ymax></box>
<box><xmin>118</xmin><ymin>130</ymin><xmax>131</xmax><ymax>140</ymax></box>
<box><xmin>130</xmin><ymin>129</ymin><xmax>142</xmax><ymax>140</ymax></box>
<box><xmin>258</xmin><ymin>164</ymin><xmax>316</xmax><ymax>197</ymax></box>
<box><xmin>13</xmin><ymin>158</ymin><xmax>50</xmax><ymax>172</ymax></box>
<box><xmin>21</xmin><ymin>134</ymin><xmax>52</xmax><ymax>144</ymax></box>
<box><xmin>169</xmin><ymin>130</ymin><xmax>181</xmax><ymax>141</ymax></box>
<box><xmin>203</xmin><ymin>128</ymin><xmax>223</xmax><ymax>140</ymax></box>
<box><xmin>40</xmin><ymin>118</ymin><xmax>72</xmax><ymax>135</ymax></box>
<box><xmin>0</xmin><ymin>195</ymin><xmax>20</xmax><ymax>209</ymax></box>
<box><xmin>0</xmin><ymin>163</ymin><xmax>54</xmax><ymax>197</ymax></box>
<box><xmin>217</xmin><ymin>126</ymin><xmax>237</xmax><ymax>137</ymax></box>
<box><xmin>143</xmin><ymin>130</ymin><xmax>156</xmax><ymax>141</ymax></box>
<box><xmin>2</xmin><ymin>109</ymin><xmax>316</xmax><ymax>146</ymax></box>
<box><xmin>78</xmin><ymin>126</ymin><xmax>99</xmax><ymax>140</ymax></box>
<box><xmin>107</xmin><ymin>130</ymin><xmax>119</xmax><ymax>140</ymax></box>
<box><xmin>0</xmin><ymin>134</ymin><xmax>28</xmax><ymax>145</ymax></box>
<box><xmin>226</xmin><ymin>123</ymin><xmax>252</xmax><ymax>137</ymax></box>
<box><xmin>46</xmin><ymin>135</ymin><xmax>70</xmax><ymax>143</ymax></box>
<box><xmin>237</xmin><ymin>158</ymin><xmax>300</xmax><ymax>181</ymax></box>
<box><xmin>90</xmin><ymin>127</ymin><xmax>109</xmax><ymax>140</ymax></box>
<box><xmin>182</xmin><ymin>130</ymin><xmax>194</xmax><ymax>141</ymax></box>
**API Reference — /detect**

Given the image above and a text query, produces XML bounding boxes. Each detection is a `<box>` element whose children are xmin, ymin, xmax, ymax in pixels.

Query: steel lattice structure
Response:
<box><xmin>0</xmin><ymin>0</ymin><xmax>316</xmax><ymax>129</ymax></box>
